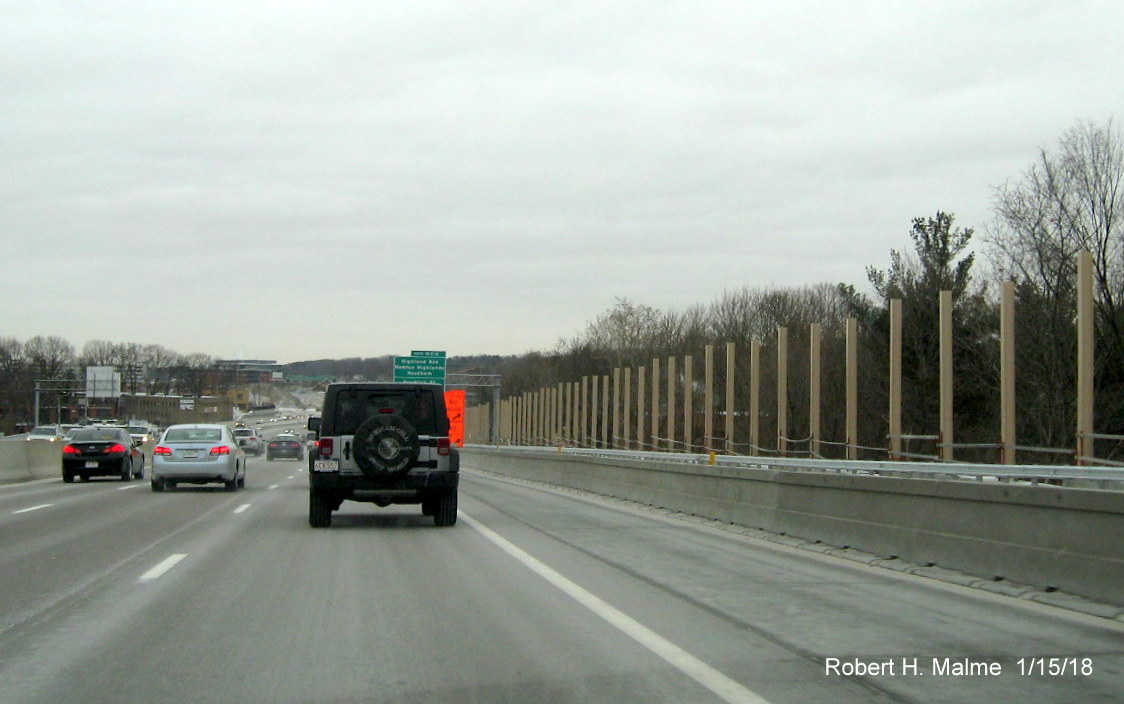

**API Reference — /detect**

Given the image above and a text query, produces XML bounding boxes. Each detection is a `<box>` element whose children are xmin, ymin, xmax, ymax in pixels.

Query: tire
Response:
<box><xmin>80</xmin><ymin>474</ymin><xmax>89</xmax><ymax>482</ymax></box>
<box><xmin>151</xmin><ymin>478</ymin><xmax>164</xmax><ymax>492</ymax></box>
<box><xmin>237</xmin><ymin>473</ymin><xmax>245</xmax><ymax>489</ymax></box>
<box><xmin>309</xmin><ymin>489</ymin><xmax>332</xmax><ymax>527</ymax></box>
<box><xmin>63</xmin><ymin>471</ymin><xmax>74</xmax><ymax>483</ymax></box>
<box><xmin>224</xmin><ymin>477</ymin><xmax>237</xmax><ymax>491</ymax></box>
<box><xmin>421</xmin><ymin>497</ymin><xmax>435</xmax><ymax>516</ymax></box>
<box><xmin>267</xmin><ymin>454</ymin><xmax>274</xmax><ymax>461</ymax></box>
<box><xmin>352</xmin><ymin>415</ymin><xmax>420</xmax><ymax>477</ymax></box>
<box><xmin>433</xmin><ymin>489</ymin><xmax>458</xmax><ymax>527</ymax></box>
<box><xmin>120</xmin><ymin>459</ymin><xmax>132</xmax><ymax>481</ymax></box>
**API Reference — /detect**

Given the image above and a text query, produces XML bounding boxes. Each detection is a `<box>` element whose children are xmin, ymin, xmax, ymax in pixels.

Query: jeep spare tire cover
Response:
<box><xmin>352</xmin><ymin>415</ymin><xmax>420</xmax><ymax>476</ymax></box>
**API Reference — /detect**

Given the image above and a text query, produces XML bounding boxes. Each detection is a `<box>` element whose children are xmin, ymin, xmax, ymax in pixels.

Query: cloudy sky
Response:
<box><xmin>4</xmin><ymin>1</ymin><xmax>1122</xmax><ymax>363</ymax></box>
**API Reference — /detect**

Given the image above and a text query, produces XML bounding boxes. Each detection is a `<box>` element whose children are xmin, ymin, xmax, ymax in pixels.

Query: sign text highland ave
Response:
<box><xmin>393</xmin><ymin>352</ymin><xmax>447</xmax><ymax>384</ymax></box>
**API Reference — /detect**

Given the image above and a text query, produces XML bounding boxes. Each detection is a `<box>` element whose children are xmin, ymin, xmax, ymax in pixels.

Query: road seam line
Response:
<box><xmin>461</xmin><ymin>511</ymin><xmax>771</xmax><ymax>704</ymax></box>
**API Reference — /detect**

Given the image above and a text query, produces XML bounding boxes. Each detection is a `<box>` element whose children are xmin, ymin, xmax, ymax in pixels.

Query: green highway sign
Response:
<box><xmin>394</xmin><ymin>353</ymin><xmax>447</xmax><ymax>384</ymax></box>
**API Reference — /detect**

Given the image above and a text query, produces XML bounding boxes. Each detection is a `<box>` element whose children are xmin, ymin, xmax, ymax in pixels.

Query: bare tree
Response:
<box><xmin>24</xmin><ymin>335</ymin><xmax>76</xmax><ymax>379</ymax></box>
<box><xmin>118</xmin><ymin>343</ymin><xmax>146</xmax><ymax>393</ymax></box>
<box><xmin>79</xmin><ymin>340</ymin><xmax>123</xmax><ymax>368</ymax></box>
<box><xmin>987</xmin><ymin>118</ymin><xmax>1124</xmax><ymax>457</ymax></box>
<box><xmin>0</xmin><ymin>337</ymin><xmax>25</xmax><ymax>377</ymax></box>
<box><xmin>577</xmin><ymin>297</ymin><xmax>663</xmax><ymax>369</ymax></box>
<box><xmin>174</xmin><ymin>353</ymin><xmax>214</xmax><ymax>397</ymax></box>
<box><xmin>0</xmin><ymin>337</ymin><xmax>31</xmax><ymax>432</ymax></box>
<box><xmin>143</xmin><ymin>344</ymin><xmax>179</xmax><ymax>395</ymax></box>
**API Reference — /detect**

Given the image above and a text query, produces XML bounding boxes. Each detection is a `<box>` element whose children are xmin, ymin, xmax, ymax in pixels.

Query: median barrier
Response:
<box><xmin>462</xmin><ymin>446</ymin><xmax>1124</xmax><ymax>607</ymax></box>
<box><xmin>0</xmin><ymin>440</ymin><xmax>61</xmax><ymax>483</ymax></box>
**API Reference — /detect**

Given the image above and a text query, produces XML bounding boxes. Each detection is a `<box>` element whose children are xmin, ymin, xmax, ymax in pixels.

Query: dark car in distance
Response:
<box><xmin>62</xmin><ymin>426</ymin><xmax>144</xmax><ymax>482</ymax></box>
<box><xmin>266</xmin><ymin>434</ymin><xmax>304</xmax><ymax>461</ymax></box>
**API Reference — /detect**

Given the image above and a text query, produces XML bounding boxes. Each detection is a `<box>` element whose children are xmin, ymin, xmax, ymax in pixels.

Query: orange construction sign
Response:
<box><xmin>444</xmin><ymin>389</ymin><xmax>466</xmax><ymax>447</ymax></box>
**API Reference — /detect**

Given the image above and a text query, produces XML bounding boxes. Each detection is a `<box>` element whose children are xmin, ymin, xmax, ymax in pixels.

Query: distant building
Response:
<box><xmin>213</xmin><ymin>359</ymin><xmax>280</xmax><ymax>385</ymax></box>
<box><xmin>120</xmin><ymin>394</ymin><xmax>233</xmax><ymax>426</ymax></box>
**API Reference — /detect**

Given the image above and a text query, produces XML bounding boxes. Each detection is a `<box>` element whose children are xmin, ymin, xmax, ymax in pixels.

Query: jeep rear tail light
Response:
<box><xmin>318</xmin><ymin>438</ymin><xmax>333</xmax><ymax>457</ymax></box>
<box><xmin>437</xmin><ymin>438</ymin><xmax>450</xmax><ymax>456</ymax></box>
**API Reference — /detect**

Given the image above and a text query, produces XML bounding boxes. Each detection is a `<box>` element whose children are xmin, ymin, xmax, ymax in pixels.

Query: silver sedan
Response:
<box><xmin>151</xmin><ymin>424</ymin><xmax>246</xmax><ymax>492</ymax></box>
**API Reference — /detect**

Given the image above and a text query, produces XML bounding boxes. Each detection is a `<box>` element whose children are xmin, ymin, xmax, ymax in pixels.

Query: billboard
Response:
<box><xmin>86</xmin><ymin>366</ymin><xmax>121</xmax><ymax>399</ymax></box>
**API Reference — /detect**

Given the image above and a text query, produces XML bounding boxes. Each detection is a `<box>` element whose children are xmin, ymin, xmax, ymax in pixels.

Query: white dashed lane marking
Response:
<box><xmin>13</xmin><ymin>504</ymin><xmax>53</xmax><ymax>514</ymax></box>
<box><xmin>138</xmin><ymin>554</ymin><xmax>188</xmax><ymax>582</ymax></box>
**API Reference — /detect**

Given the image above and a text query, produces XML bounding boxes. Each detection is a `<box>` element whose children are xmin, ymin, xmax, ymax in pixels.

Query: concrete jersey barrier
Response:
<box><xmin>462</xmin><ymin>446</ymin><xmax>1124</xmax><ymax>607</ymax></box>
<box><xmin>0</xmin><ymin>439</ymin><xmax>63</xmax><ymax>483</ymax></box>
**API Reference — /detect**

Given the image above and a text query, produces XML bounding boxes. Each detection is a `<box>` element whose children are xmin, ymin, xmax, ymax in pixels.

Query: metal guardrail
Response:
<box><xmin>470</xmin><ymin>445</ymin><xmax>1124</xmax><ymax>485</ymax></box>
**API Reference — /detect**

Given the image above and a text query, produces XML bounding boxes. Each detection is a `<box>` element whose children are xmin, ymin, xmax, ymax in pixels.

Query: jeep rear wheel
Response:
<box><xmin>433</xmin><ymin>489</ymin><xmax>457</xmax><ymax>527</ymax></box>
<box><xmin>309</xmin><ymin>489</ymin><xmax>332</xmax><ymax>527</ymax></box>
<box><xmin>352</xmin><ymin>415</ymin><xmax>420</xmax><ymax>476</ymax></box>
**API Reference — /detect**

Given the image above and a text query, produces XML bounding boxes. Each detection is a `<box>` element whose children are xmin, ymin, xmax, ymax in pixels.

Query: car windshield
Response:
<box><xmin>127</xmin><ymin>426</ymin><xmax>148</xmax><ymax>434</ymax></box>
<box><xmin>164</xmin><ymin>428</ymin><xmax>222</xmax><ymax>443</ymax></box>
<box><xmin>72</xmin><ymin>429</ymin><xmax>125</xmax><ymax>442</ymax></box>
<box><xmin>31</xmin><ymin>427</ymin><xmax>57</xmax><ymax>435</ymax></box>
<box><xmin>233</xmin><ymin>429</ymin><xmax>253</xmax><ymax>437</ymax></box>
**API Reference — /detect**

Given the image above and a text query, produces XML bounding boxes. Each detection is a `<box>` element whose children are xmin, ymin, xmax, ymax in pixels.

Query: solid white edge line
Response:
<box><xmin>139</xmin><ymin>553</ymin><xmax>188</xmax><ymax>582</ymax></box>
<box><xmin>13</xmin><ymin>503</ymin><xmax>53</xmax><ymax>514</ymax></box>
<box><xmin>460</xmin><ymin>511</ymin><xmax>771</xmax><ymax>704</ymax></box>
<box><xmin>234</xmin><ymin>504</ymin><xmax>251</xmax><ymax>514</ymax></box>
<box><xmin>117</xmin><ymin>484</ymin><xmax>139</xmax><ymax>490</ymax></box>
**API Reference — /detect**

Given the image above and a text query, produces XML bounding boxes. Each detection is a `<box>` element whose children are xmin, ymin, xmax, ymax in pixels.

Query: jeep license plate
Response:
<box><xmin>313</xmin><ymin>460</ymin><xmax>339</xmax><ymax>472</ymax></box>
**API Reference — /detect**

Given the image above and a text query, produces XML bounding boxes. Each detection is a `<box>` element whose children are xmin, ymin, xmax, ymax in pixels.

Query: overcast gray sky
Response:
<box><xmin>4</xmin><ymin>1</ymin><xmax>1122</xmax><ymax>363</ymax></box>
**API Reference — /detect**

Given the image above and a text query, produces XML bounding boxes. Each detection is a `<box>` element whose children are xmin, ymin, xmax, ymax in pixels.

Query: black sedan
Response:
<box><xmin>62</xmin><ymin>427</ymin><xmax>144</xmax><ymax>482</ymax></box>
<box><xmin>266</xmin><ymin>434</ymin><xmax>304</xmax><ymax>461</ymax></box>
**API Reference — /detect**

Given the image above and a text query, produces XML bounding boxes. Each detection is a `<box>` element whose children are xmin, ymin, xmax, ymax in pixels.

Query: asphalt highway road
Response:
<box><xmin>1</xmin><ymin>446</ymin><xmax>1121</xmax><ymax>703</ymax></box>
